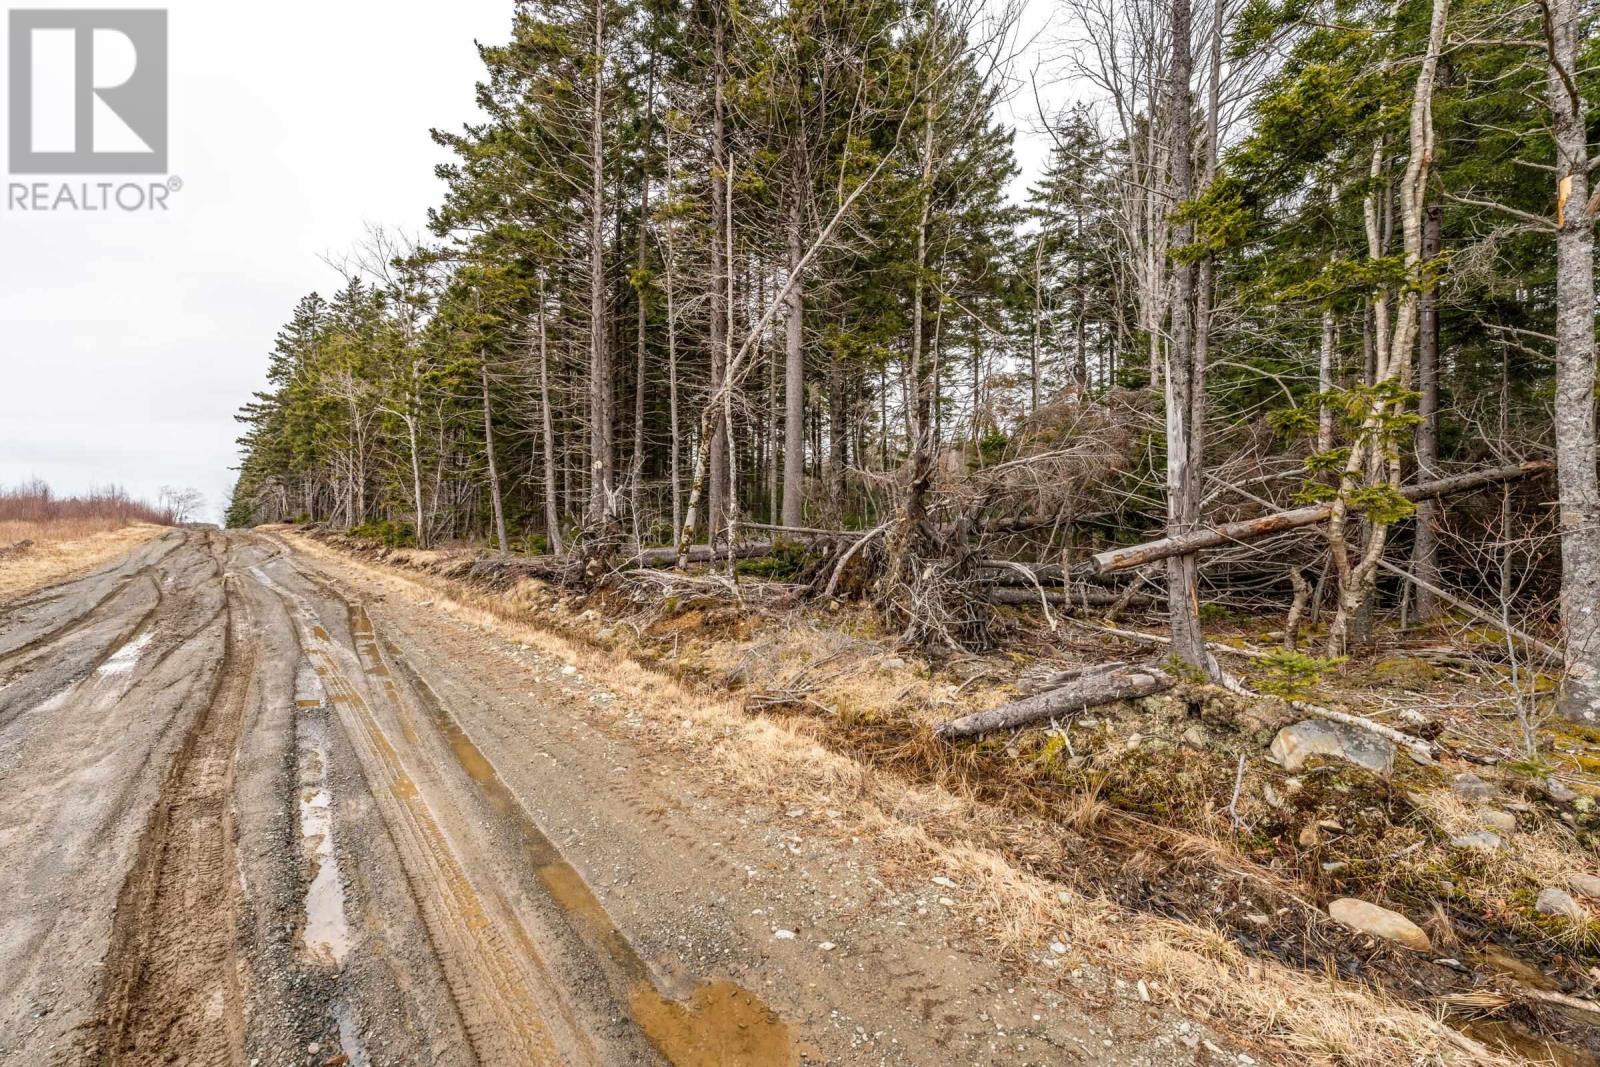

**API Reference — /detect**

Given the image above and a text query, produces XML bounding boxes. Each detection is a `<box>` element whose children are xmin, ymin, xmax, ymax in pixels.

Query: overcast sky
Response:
<box><xmin>0</xmin><ymin>0</ymin><xmax>1059</xmax><ymax>523</ymax></box>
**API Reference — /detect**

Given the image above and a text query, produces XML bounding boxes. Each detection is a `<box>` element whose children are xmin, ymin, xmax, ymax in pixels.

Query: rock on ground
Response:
<box><xmin>1327</xmin><ymin>898</ymin><xmax>1431</xmax><ymax>951</ymax></box>
<box><xmin>1450</xmin><ymin>831</ymin><xmax>1503</xmax><ymax>853</ymax></box>
<box><xmin>1544</xmin><ymin>778</ymin><xmax>1579</xmax><ymax>804</ymax></box>
<box><xmin>1569</xmin><ymin>873</ymin><xmax>1600</xmax><ymax>900</ymax></box>
<box><xmin>1270</xmin><ymin>720</ymin><xmax>1394</xmax><ymax>773</ymax></box>
<box><xmin>1535</xmin><ymin>888</ymin><xmax>1586</xmax><ymax>920</ymax></box>
<box><xmin>1478</xmin><ymin>810</ymin><xmax>1517</xmax><ymax>834</ymax></box>
<box><xmin>1451</xmin><ymin>771</ymin><xmax>1496</xmax><ymax>800</ymax></box>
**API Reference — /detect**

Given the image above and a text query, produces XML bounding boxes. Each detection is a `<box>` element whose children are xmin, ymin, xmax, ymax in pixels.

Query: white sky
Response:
<box><xmin>0</xmin><ymin>0</ymin><xmax>1062</xmax><ymax>523</ymax></box>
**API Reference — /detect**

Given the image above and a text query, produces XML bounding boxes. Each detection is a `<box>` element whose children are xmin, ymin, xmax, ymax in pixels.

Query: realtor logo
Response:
<box><xmin>8</xmin><ymin>9</ymin><xmax>167</xmax><ymax>174</ymax></box>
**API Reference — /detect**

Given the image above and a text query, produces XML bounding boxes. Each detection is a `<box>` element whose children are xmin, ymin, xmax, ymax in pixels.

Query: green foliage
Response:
<box><xmin>350</xmin><ymin>519</ymin><xmax>417</xmax><ymax>548</ymax></box>
<box><xmin>1347</xmin><ymin>484</ymin><xmax>1416</xmax><ymax>525</ymax></box>
<box><xmin>1303</xmin><ymin>447</ymin><xmax>1350</xmax><ymax>476</ymax></box>
<box><xmin>1255</xmin><ymin>649</ymin><xmax>1345</xmax><ymax>700</ymax></box>
<box><xmin>975</xmin><ymin>430</ymin><xmax>1010</xmax><ymax>466</ymax></box>
<box><xmin>1292</xmin><ymin>481</ymin><xmax>1339</xmax><ymax>505</ymax></box>
<box><xmin>1266</xmin><ymin>405</ymin><xmax>1316</xmax><ymax>440</ymax></box>
<box><xmin>734</xmin><ymin>539</ymin><xmax>812</xmax><ymax>581</ymax></box>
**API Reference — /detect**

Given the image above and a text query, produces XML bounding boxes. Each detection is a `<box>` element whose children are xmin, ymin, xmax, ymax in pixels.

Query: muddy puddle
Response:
<box><xmin>295</xmin><ymin>662</ymin><xmax>351</xmax><ymax>966</ymax></box>
<box><xmin>355</xmin><ymin>605</ymin><xmax>796</xmax><ymax>1066</ymax></box>
<box><xmin>1463</xmin><ymin>1019</ymin><xmax>1600</xmax><ymax>1067</ymax></box>
<box><xmin>292</xmin><ymin>658</ymin><xmax>369</xmax><ymax>1066</ymax></box>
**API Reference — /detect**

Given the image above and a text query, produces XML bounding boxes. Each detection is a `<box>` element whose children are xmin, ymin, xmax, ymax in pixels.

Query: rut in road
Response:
<box><xmin>262</xmin><ymin>547</ymin><xmax>796</xmax><ymax>1066</ymax></box>
<box><xmin>86</xmin><ymin>562</ymin><xmax>252</xmax><ymax>1067</ymax></box>
<box><xmin>251</xmin><ymin>555</ymin><xmax>601</xmax><ymax>1066</ymax></box>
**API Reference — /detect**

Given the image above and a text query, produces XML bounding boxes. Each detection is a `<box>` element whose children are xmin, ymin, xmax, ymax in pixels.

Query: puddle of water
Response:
<box><xmin>334</xmin><ymin>1001</ymin><xmax>371</xmax><ymax>1067</ymax></box>
<box><xmin>1461</xmin><ymin>1020</ymin><xmax>1599</xmax><ymax>1067</ymax></box>
<box><xmin>630</xmin><ymin>981</ymin><xmax>794</xmax><ymax>1067</ymax></box>
<box><xmin>96</xmin><ymin>630</ymin><xmax>153</xmax><ymax>676</ymax></box>
<box><xmin>1473</xmin><ymin>945</ymin><xmax>1560</xmax><ymax>991</ymax></box>
<box><xmin>381</xmin><ymin>637</ymin><xmax>797</xmax><ymax>1066</ymax></box>
<box><xmin>295</xmin><ymin>676</ymin><xmax>352</xmax><ymax>968</ymax></box>
<box><xmin>300</xmin><ymin>595</ymin><xmax>794</xmax><ymax>1063</ymax></box>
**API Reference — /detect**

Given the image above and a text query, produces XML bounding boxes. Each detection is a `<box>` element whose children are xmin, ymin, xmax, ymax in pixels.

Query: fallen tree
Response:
<box><xmin>1088</xmin><ymin>460</ymin><xmax>1553</xmax><ymax>576</ymax></box>
<box><xmin>935</xmin><ymin>663</ymin><xmax>1176</xmax><ymax>739</ymax></box>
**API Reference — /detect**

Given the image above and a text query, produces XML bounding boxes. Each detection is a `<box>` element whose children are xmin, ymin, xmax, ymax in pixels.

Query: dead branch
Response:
<box><xmin>1374</xmin><ymin>557</ymin><xmax>1561</xmax><ymax>666</ymax></box>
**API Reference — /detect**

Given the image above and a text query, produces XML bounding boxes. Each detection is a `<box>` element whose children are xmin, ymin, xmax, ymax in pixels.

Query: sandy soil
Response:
<box><xmin>0</xmin><ymin>529</ymin><xmax>1223</xmax><ymax>1066</ymax></box>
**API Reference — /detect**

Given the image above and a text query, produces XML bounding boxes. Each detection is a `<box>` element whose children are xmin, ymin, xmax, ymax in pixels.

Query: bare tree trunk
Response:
<box><xmin>586</xmin><ymin>0</ymin><xmax>613</xmax><ymax>526</ymax></box>
<box><xmin>1325</xmin><ymin>0</ymin><xmax>1447</xmax><ymax>656</ymax></box>
<box><xmin>663</xmin><ymin>125</ymin><xmax>684</xmax><ymax>548</ymax></box>
<box><xmin>536</xmin><ymin>281</ymin><xmax>564</xmax><ymax>555</ymax></box>
<box><xmin>883</xmin><ymin>99</ymin><xmax>938</xmax><ymax>607</ymax></box>
<box><xmin>721</xmin><ymin>148</ymin><xmax>741</xmax><ymax>563</ymax></box>
<box><xmin>1093</xmin><ymin>461</ymin><xmax>1551</xmax><ymax>574</ymax></box>
<box><xmin>765</xmin><ymin>273</ymin><xmax>778</xmax><ymax>524</ymax></box>
<box><xmin>480</xmin><ymin>354</ymin><xmax>508</xmax><ymax>553</ymax></box>
<box><xmin>1545</xmin><ymin>0</ymin><xmax>1600</xmax><ymax>723</ymax></box>
<box><xmin>1317</xmin><ymin>306</ymin><xmax>1336</xmax><ymax>453</ymax></box>
<box><xmin>782</xmin><ymin>192</ymin><xmax>806</xmax><ymax>528</ymax></box>
<box><xmin>1029</xmin><ymin>236</ymin><xmax>1043</xmax><ymax>412</ymax></box>
<box><xmin>828</xmin><ymin>349</ymin><xmax>848</xmax><ymax>523</ymax></box>
<box><xmin>937</xmin><ymin>664</ymin><xmax>1176</xmax><ymax>739</ymax></box>
<box><xmin>629</xmin><ymin>59</ymin><xmax>655</xmax><ymax>547</ymax></box>
<box><xmin>707</xmin><ymin>3</ymin><xmax>730</xmax><ymax>543</ymax></box>
<box><xmin>1164</xmin><ymin>0</ymin><xmax>1209</xmax><ymax>672</ymax></box>
<box><xmin>1411</xmin><ymin>201</ymin><xmax>1442</xmax><ymax>619</ymax></box>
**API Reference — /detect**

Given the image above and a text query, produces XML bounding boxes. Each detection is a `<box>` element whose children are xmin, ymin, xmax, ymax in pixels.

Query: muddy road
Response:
<box><xmin>0</xmin><ymin>530</ymin><xmax>1188</xmax><ymax>1066</ymax></box>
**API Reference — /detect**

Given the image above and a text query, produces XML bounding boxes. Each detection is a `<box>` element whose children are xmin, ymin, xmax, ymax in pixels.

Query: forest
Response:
<box><xmin>227</xmin><ymin>0</ymin><xmax>1600</xmax><ymax>723</ymax></box>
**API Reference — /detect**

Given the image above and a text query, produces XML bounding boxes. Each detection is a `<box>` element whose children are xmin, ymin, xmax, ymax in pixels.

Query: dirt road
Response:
<box><xmin>0</xmin><ymin>530</ymin><xmax>1196</xmax><ymax>1066</ymax></box>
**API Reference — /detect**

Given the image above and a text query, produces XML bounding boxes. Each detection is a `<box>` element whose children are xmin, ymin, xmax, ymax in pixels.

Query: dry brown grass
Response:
<box><xmin>0</xmin><ymin>521</ymin><xmax>164</xmax><ymax>602</ymax></box>
<box><xmin>1</xmin><ymin>516</ymin><xmax>131</xmax><ymax>544</ymax></box>
<box><xmin>286</xmin><ymin>529</ymin><xmax>1519</xmax><ymax>1067</ymax></box>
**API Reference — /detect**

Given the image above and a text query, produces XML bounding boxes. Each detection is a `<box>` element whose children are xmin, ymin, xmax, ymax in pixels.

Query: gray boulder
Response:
<box><xmin>1535</xmin><ymin>888</ymin><xmax>1585</xmax><ymax>920</ymax></box>
<box><xmin>1270</xmin><ymin>720</ymin><xmax>1394</xmax><ymax>773</ymax></box>
<box><xmin>1478</xmin><ymin>810</ymin><xmax>1517</xmax><ymax>834</ymax></box>
<box><xmin>1544</xmin><ymin>778</ymin><xmax>1579</xmax><ymax>804</ymax></box>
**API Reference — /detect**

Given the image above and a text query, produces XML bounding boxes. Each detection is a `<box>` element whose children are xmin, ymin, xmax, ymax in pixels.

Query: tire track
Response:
<box><xmin>247</xmin><ymin>558</ymin><xmax>597</xmax><ymax>1066</ymax></box>
<box><xmin>305</xmin><ymin>562</ymin><xmax>796</xmax><ymax>1067</ymax></box>
<box><xmin>84</xmin><ymin>575</ymin><xmax>252</xmax><ymax>1067</ymax></box>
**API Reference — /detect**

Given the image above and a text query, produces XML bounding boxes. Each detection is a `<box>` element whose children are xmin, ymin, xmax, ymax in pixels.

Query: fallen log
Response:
<box><xmin>935</xmin><ymin>663</ymin><xmax>1176</xmax><ymax>739</ymax></box>
<box><xmin>743</xmin><ymin>522</ymin><xmax>868</xmax><ymax>540</ymax></box>
<box><xmin>1019</xmin><ymin>661</ymin><xmax>1132</xmax><ymax>695</ymax></box>
<box><xmin>1089</xmin><ymin>460</ymin><xmax>1553</xmax><ymax>576</ymax></box>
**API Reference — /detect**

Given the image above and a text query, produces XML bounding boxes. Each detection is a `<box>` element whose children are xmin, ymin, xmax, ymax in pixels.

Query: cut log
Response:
<box><xmin>1089</xmin><ymin>460</ymin><xmax>1552</xmax><ymax>575</ymax></box>
<box><xmin>935</xmin><ymin>664</ymin><xmax>1176</xmax><ymax>739</ymax></box>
